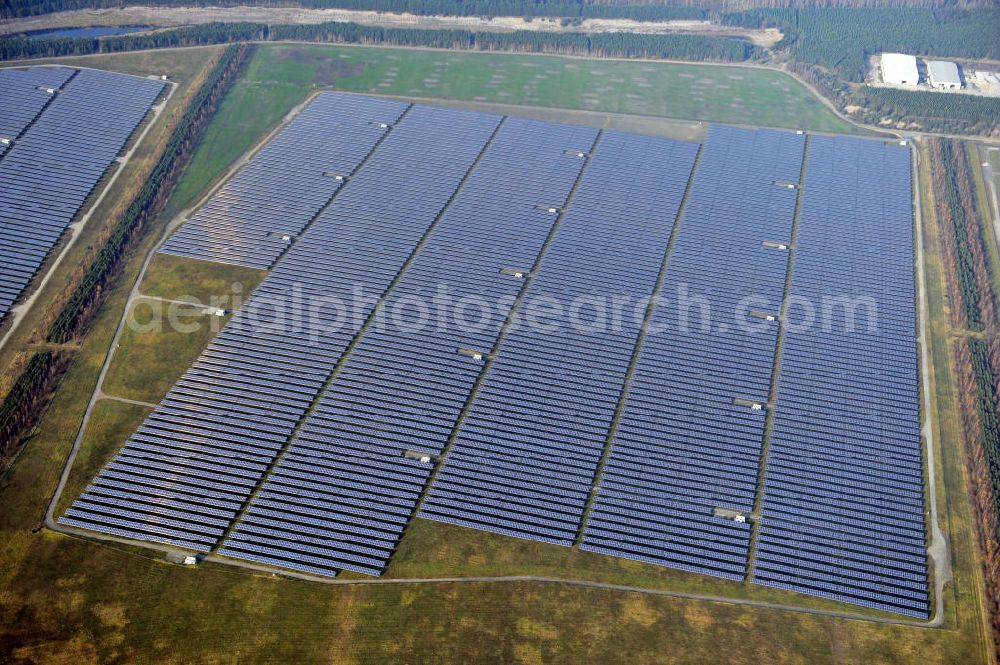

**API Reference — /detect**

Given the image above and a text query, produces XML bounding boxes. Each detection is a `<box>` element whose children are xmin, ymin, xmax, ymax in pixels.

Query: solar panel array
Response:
<box><xmin>0</xmin><ymin>67</ymin><xmax>74</xmax><ymax>145</ymax></box>
<box><xmin>580</xmin><ymin>127</ymin><xmax>804</xmax><ymax>580</ymax></box>
<box><xmin>61</xmin><ymin>92</ymin><xmax>928</xmax><ymax>616</ymax></box>
<box><xmin>218</xmin><ymin>117</ymin><xmax>597</xmax><ymax>576</ymax></box>
<box><xmin>0</xmin><ymin>66</ymin><xmax>164</xmax><ymax>323</ymax></box>
<box><xmin>63</xmin><ymin>101</ymin><xmax>501</xmax><ymax>556</ymax></box>
<box><xmin>752</xmin><ymin>136</ymin><xmax>928</xmax><ymax>617</ymax></box>
<box><xmin>159</xmin><ymin>93</ymin><xmax>409</xmax><ymax>270</ymax></box>
<box><xmin>421</xmin><ymin>131</ymin><xmax>698</xmax><ymax>546</ymax></box>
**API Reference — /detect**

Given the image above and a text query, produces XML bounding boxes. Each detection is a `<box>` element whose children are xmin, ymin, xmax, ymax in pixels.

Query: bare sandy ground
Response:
<box><xmin>0</xmin><ymin>6</ymin><xmax>783</xmax><ymax>47</ymax></box>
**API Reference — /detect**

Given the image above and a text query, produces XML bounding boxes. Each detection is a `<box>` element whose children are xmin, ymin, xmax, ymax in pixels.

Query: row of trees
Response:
<box><xmin>930</xmin><ymin>137</ymin><xmax>1000</xmax><ymax>657</ymax></box>
<box><xmin>295</xmin><ymin>0</ymin><xmax>705</xmax><ymax>18</ymax></box>
<box><xmin>954</xmin><ymin>337</ymin><xmax>1000</xmax><ymax>657</ymax></box>
<box><xmin>1</xmin><ymin>20</ymin><xmax>759</xmax><ymax>62</ymax></box>
<box><xmin>0</xmin><ymin>0</ymin><xmax>703</xmax><ymax>21</ymax></box>
<box><xmin>590</xmin><ymin>31</ymin><xmax>756</xmax><ymax>60</ymax></box>
<box><xmin>270</xmin><ymin>22</ymin><xmax>473</xmax><ymax>47</ymax></box>
<box><xmin>0</xmin><ymin>0</ymin><xmax>669</xmax><ymax>20</ymax></box>
<box><xmin>863</xmin><ymin>89</ymin><xmax>1000</xmax><ymax>137</ymax></box>
<box><xmin>6</xmin><ymin>0</ymin><xmax>993</xmax><ymax>21</ymax></box>
<box><xmin>0</xmin><ymin>23</ymin><xmax>268</xmax><ymax>59</ymax></box>
<box><xmin>936</xmin><ymin>140</ymin><xmax>996</xmax><ymax>331</ymax></box>
<box><xmin>0</xmin><ymin>352</ymin><xmax>57</xmax><ymax>464</ymax></box>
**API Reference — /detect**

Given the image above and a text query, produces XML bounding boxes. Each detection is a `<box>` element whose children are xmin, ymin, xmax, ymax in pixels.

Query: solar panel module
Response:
<box><xmin>422</xmin><ymin>131</ymin><xmax>698</xmax><ymax>546</ymax></box>
<box><xmin>59</xmin><ymin>92</ymin><xmax>928</xmax><ymax>618</ymax></box>
<box><xmin>0</xmin><ymin>66</ymin><xmax>165</xmax><ymax>323</ymax></box>
<box><xmin>64</xmin><ymin>102</ymin><xmax>502</xmax><ymax>560</ymax></box>
<box><xmin>751</xmin><ymin>136</ymin><xmax>928</xmax><ymax>618</ymax></box>
<box><xmin>0</xmin><ymin>67</ymin><xmax>69</xmax><ymax>139</ymax></box>
<box><xmin>581</xmin><ymin>127</ymin><xmax>805</xmax><ymax>580</ymax></box>
<box><xmin>220</xmin><ymin>117</ymin><xmax>599</xmax><ymax>575</ymax></box>
<box><xmin>158</xmin><ymin>93</ymin><xmax>411</xmax><ymax>270</ymax></box>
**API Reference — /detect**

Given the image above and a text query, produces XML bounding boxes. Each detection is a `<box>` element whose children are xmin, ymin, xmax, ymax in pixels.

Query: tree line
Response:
<box><xmin>6</xmin><ymin>0</ymin><xmax>994</xmax><ymax>21</ymax></box>
<box><xmin>1</xmin><ymin>20</ymin><xmax>760</xmax><ymax>63</ymax></box>
<box><xmin>929</xmin><ymin>136</ymin><xmax>1000</xmax><ymax>657</ymax></box>
<box><xmin>0</xmin><ymin>23</ymin><xmax>268</xmax><ymax>59</ymax></box>
<box><xmin>864</xmin><ymin>88</ymin><xmax>1000</xmax><ymax>138</ymax></box>
<box><xmin>0</xmin><ymin>0</ymin><xmax>666</xmax><ymax>20</ymax></box>
<box><xmin>0</xmin><ymin>352</ymin><xmax>56</xmax><ymax>464</ymax></box>
<box><xmin>934</xmin><ymin>139</ymin><xmax>996</xmax><ymax>332</ymax></box>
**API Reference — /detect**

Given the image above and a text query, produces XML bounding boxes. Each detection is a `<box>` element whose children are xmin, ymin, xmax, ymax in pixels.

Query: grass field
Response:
<box><xmin>102</xmin><ymin>255</ymin><xmax>266</xmax><ymax>403</ymax></box>
<box><xmin>101</xmin><ymin>300</ymin><xmax>225</xmax><ymax>404</ymax></box>
<box><xmin>139</xmin><ymin>252</ymin><xmax>266</xmax><ymax>306</ymax></box>
<box><xmin>0</xmin><ymin>48</ymin><xmax>989</xmax><ymax>663</ymax></box>
<box><xmin>163</xmin><ymin>78</ymin><xmax>309</xmax><ymax>218</ymax></box>
<box><xmin>53</xmin><ymin>400</ymin><xmax>152</xmax><ymax>518</ymax></box>
<box><xmin>264</xmin><ymin>44</ymin><xmax>857</xmax><ymax>132</ymax></box>
<box><xmin>166</xmin><ymin>43</ymin><xmax>861</xmax><ymax>219</ymax></box>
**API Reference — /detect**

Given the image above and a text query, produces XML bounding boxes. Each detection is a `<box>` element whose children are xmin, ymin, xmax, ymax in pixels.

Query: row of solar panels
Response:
<box><xmin>0</xmin><ymin>66</ymin><xmax>74</xmax><ymax>139</ymax></box>
<box><xmin>0</xmin><ymin>66</ymin><xmax>164</xmax><ymax>323</ymax></box>
<box><xmin>752</xmin><ymin>136</ymin><xmax>928</xmax><ymax>617</ymax></box>
<box><xmin>217</xmin><ymin>106</ymin><xmax>506</xmax><ymax>574</ymax></box>
<box><xmin>64</xmin><ymin>98</ymin><xmax>502</xmax><ymax>562</ymax></box>
<box><xmin>422</xmin><ymin>131</ymin><xmax>699</xmax><ymax>547</ymax></box>
<box><xmin>158</xmin><ymin>93</ymin><xmax>408</xmax><ymax>270</ymax></box>
<box><xmin>579</xmin><ymin>127</ymin><xmax>804</xmax><ymax>579</ymax></box>
<box><xmin>62</xmin><ymin>94</ymin><xmax>927</xmax><ymax>617</ymax></box>
<box><xmin>220</xmin><ymin>117</ymin><xmax>600</xmax><ymax>575</ymax></box>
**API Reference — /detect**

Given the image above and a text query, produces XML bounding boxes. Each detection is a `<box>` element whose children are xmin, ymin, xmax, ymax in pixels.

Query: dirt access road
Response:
<box><xmin>0</xmin><ymin>6</ymin><xmax>784</xmax><ymax>48</ymax></box>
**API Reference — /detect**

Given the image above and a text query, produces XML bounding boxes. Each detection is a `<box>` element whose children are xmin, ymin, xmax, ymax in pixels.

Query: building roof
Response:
<box><xmin>927</xmin><ymin>60</ymin><xmax>961</xmax><ymax>86</ymax></box>
<box><xmin>881</xmin><ymin>53</ymin><xmax>919</xmax><ymax>84</ymax></box>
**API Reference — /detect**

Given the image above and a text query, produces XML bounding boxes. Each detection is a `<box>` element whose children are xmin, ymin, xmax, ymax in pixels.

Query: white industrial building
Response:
<box><xmin>927</xmin><ymin>60</ymin><xmax>962</xmax><ymax>89</ymax></box>
<box><xmin>881</xmin><ymin>53</ymin><xmax>919</xmax><ymax>86</ymax></box>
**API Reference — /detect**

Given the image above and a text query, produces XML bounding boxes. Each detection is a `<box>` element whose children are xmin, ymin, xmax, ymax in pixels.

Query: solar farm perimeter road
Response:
<box><xmin>911</xmin><ymin>143</ymin><xmax>951</xmax><ymax>629</ymax></box>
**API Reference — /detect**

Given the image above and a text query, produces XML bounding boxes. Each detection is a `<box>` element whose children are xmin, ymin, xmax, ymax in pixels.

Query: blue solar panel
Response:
<box><xmin>58</xmin><ymin>93</ymin><xmax>929</xmax><ymax>616</ymax></box>
<box><xmin>421</xmin><ymin>131</ymin><xmax>699</xmax><ymax>546</ymax></box>
<box><xmin>0</xmin><ymin>67</ymin><xmax>69</xmax><ymax>138</ymax></box>
<box><xmin>64</xmin><ymin>103</ymin><xmax>501</xmax><ymax>556</ymax></box>
<box><xmin>159</xmin><ymin>92</ymin><xmax>410</xmax><ymax>269</ymax></box>
<box><xmin>218</xmin><ymin>117</ymin><xmax>596</xmax><ymax>575</ymax></box>
<box><xmin>0</xmin><ymin>67</ymin><xmax>164</xmax><ymax>323</ymax></box>
<box><xmin>579</xmin><ymin>126</ymin><xmax>805</xmax><ymax>579</ymax></box>
<box><xmin>751</xmin><ymin>136</ymin><xmax>928</xmax><ymax>618</ymax></box>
